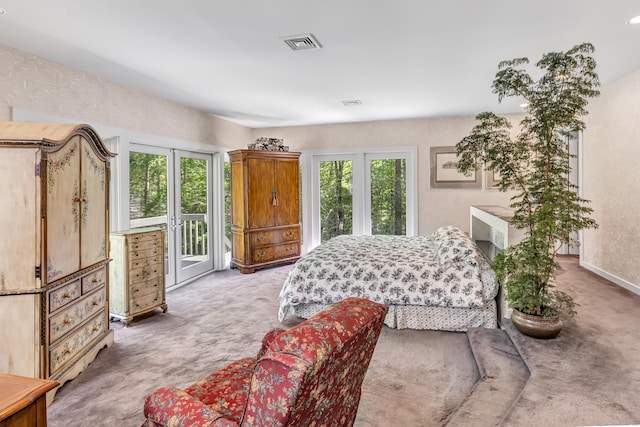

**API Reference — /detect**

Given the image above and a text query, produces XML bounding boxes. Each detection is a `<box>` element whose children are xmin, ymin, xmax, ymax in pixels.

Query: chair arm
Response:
<box><xmin>256</xmin><ymin>328</ymin><xmax>286</xmax><ymax>359</ymax></box>
<box><xmin>143</xmin><ymin>386</ymin><xmax>238</xmax><ymax>427</ymax></box>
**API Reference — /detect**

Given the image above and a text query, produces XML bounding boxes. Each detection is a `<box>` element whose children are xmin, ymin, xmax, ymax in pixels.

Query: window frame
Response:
<box><xmin>301</xmin><ymin>146</ymin><xmax>417</xmax><ymax>252</ymax></box>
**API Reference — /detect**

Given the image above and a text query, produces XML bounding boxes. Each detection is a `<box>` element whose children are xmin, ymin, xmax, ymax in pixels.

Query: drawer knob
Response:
<box><xmin>62</xmin><ymin>292</ymin><xmax>71</xmax><ymax>299</ymax></box>
<box><xmin>91</xmin><ymin>277</ymin><xmax>98</xmax><ymax>283</ymax></box>
<box><xmin>286</xmin><ymin>247</ymin><xmax>294</xmax><ymax>253</ymax></box>
<box><xmin>91</xmin><ymin>300</ymin><xmax>99</xmax><ymax>306</ymax></box>
<box><xmin>63</xmin><ymin>348</ymin><xmax>71</xmax><ymax>355</ymax></box>
<box><xmin>63</xmin><ymin>318</ymin><xmax>71</xmax><ymax>324</ymax></box>
<box><xmin>257</xmin><ymin>251</ymin><xmax>266</xmax><ymax>258</ymax></box>
<box><xmin>256</xmin><ymin>236</ymin><xmax>266</xmax><ymax>242</ymax></box>
<box><xmin>285</xmin><ymin>231</ymin><xmax>295</xmax><ymax>238</ymax></box>
<box><xmin>92</xmin><ymin>325</ymin><xmax>99</xmax><ymax>332</ymax></box>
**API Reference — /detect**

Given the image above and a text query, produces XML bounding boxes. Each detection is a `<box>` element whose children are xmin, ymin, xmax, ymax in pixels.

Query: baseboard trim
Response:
<box><xmin>580</xmin><ymin>261</ymin><xmax>640</xmax><ymax>296</ymax></box>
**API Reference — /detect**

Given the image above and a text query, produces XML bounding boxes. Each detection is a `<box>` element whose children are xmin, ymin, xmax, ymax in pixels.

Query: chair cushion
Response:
<box><xmin>183</xmin><ymin>357</ymin><xmax>256</xmax><ymax>423</ymax></box>
<box><xmin>142</xmin><ymin>386</ymin><xmax>238</xmax><ymax>427</ymax></box>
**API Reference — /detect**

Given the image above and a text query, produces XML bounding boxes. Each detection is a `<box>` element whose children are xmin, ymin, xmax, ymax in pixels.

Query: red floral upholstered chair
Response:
<box><xmin>142</xmin><ymin>297</ymin><xmax>387</xmax><ymax>427</ymax></box>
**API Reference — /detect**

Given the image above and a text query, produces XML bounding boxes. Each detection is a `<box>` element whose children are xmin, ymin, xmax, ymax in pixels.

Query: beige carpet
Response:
<box><xmin>47</xmin><ymin>266</ymin><xmax>480</xmax><ymax>427</ymax></box>
<box><xmin>46</xmin><ymin>256</ymin><xmax>640</xmax><ymax>426</ymax></box>
<box><xmin>500</xmin><ymin>257</ymin><xmax>640</xmax><ymax>426</ymax></box>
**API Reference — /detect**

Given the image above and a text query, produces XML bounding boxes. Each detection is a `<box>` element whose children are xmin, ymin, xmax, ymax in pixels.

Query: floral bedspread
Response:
<box><xmin>278</xmin><ymin>227</ymin><xmax>497</xmax><ymax>322</ymax></box>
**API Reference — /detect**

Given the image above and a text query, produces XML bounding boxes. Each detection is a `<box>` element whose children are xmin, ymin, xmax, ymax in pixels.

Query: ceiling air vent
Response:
<box><xmin>281</xmin><ymin>33</ymin><xmax>322</xmax><ymax>51</ymax></box>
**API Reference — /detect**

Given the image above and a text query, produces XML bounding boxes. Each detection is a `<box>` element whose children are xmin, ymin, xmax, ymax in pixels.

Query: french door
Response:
<box><xmin>129</xmin><ymin>145</ymin><xmax>214</xmax><ymax>288</ymax></box>
<box><xmin>308</xmin><ymin>149</ymin><xmax>416</xmax><ymax>250</ymax></box>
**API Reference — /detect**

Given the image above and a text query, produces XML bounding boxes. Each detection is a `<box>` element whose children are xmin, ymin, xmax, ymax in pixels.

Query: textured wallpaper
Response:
<box><xmin>583</xmin><ymin>69</ymin><xmax>640</xmax><ymax>287</ymax></box>
<box><xmin>0</xmin><ymin>43</ymin><xmax>250</xmax><ymax>148</ymax></box>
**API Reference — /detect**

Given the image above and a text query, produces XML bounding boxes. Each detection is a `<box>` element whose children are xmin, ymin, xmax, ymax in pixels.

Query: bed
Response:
<box><xmin>278</xmin><ymin>225</ymin><xmax>498</xmax><ymax>331</ymax></box>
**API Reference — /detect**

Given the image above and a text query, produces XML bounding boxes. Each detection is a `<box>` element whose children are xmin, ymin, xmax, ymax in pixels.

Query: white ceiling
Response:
<box><xmin>1</xmin><ymin>1</ymin><xmax>639</xmax><ymax>128</ymax></box>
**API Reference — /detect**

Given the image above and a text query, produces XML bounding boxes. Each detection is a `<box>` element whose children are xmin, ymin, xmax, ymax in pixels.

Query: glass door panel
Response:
<box><xmin>319</xmin><ymin>160</ymin><xmax>353</xmax><ymax>242</ymax></box>
<box><xmin>369</xmin><ymin>158</ymin><xmax>406</xmax><ymax>235</ymax></box>
<box><xmin>128</xmin><ymin>150</ymin><xmax>171</xmax><ymax>284</ymax></box>
<box><xmin>175</xmin><ymin>151</ymin><xmax>213</xmax><ymax>283</ymax></box>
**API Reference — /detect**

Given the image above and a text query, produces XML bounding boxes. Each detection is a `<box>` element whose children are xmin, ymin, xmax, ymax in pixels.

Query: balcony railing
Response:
<box><xmin>181</xmin><ymin>214</ymin><xmax>207</xmax><ymax>256</ymax></box>
<box><xmin>130</xmin><ymin>214</ymin><xmax>208</xmax><ymax>257</ymax></box>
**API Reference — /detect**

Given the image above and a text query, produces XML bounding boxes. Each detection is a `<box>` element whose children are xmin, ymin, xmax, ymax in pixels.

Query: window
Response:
<box><xmin>304</xmin><ymin>147</ymin><xmax>416</xmax><ymax>250</ymax></box>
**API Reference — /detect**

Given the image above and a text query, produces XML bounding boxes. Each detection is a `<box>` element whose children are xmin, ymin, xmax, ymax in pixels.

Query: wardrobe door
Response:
<box><xmin>80</xmin><ymin>137</ymin><xmax>109</xmax><ymax>269</ymax></box>
<box><xmin>45</xmin><ymin>136</ymin><xmax>81</xmax><ymax>283</ymax></box>
<box><xmin>247</xmin><ymin>158</ymin><xmax>276</xmax><ymax>228</ymax></box>
<box><xmin>274</xmin><ymin>158</ymin><xmax>300</xmax><ymax>227</ymax></box>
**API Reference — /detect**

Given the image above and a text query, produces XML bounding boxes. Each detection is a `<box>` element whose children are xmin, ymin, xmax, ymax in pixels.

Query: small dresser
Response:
<box><xmin>109</xmin><ymin>227</ymin><xmax>167</xmax><ymax>326</ymax></box>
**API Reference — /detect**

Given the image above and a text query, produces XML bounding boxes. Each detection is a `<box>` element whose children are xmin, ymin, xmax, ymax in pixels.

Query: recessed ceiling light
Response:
<box><xmin>341</xmin><ymin>100</ymin><xmax>362</xmax><ymax>107</ymax></box>
<box><xmin>626</xmin><ymin>14</ymin><xmax>640</xmax><ymax>24</ymax></box>
<box><xmin>0</xmin><ymin>7</ymin><xmax>6</xmax><ymax>15</ymax></box>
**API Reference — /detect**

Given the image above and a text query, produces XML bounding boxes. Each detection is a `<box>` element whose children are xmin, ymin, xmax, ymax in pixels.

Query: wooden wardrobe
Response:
<box><xmin>0</xmin><ymin>122</ymin><xmax>115</xmax><ymax>400</ymax></box>
<box><xmin>229</xmin><ymin>150</ymin><xmax>301</xmax><ymax>274</ymax></box>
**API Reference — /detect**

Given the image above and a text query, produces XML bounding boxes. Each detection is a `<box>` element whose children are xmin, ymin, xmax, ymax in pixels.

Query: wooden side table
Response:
<box><xmin>0</xmin><ymin>375</ymin><xmax>59</xmax><ymax>426</ymax></box>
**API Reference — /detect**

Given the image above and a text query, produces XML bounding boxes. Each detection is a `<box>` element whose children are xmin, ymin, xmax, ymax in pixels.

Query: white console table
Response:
<box><xmin>470</xmin><ymin>205</ymin><xmax>526</xmax><ymax>321</ymax></box>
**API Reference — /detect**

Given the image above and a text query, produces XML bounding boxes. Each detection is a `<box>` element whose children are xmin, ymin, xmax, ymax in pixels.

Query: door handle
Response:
<box><xmin>170</xmin><ymin>216</ymin><xmax>184</xmax><ymax>231</ymax></box>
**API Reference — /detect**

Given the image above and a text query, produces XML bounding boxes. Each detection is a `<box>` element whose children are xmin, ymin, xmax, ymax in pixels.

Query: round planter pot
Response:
<box><xmin>511</xmin><ymin>309</ymin><xmax>563</xmax><ymax>339</ymax></box>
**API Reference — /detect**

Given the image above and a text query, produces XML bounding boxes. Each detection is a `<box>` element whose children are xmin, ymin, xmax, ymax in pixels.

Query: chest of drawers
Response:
<box><xmin>109</xmin><ymin>228</ymin><xmax>167</xmax><ymax>326</ymax></box>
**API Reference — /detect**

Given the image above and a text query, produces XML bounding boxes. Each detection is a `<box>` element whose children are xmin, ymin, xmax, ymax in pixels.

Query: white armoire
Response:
<box><xmin>0</xmin><ymin>122</ymin><xmax>115</xmax><ymax>399</ymax></box>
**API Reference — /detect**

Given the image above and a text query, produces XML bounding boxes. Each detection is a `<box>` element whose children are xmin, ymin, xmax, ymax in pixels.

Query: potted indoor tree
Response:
<box><xmin>455</xmin><ymin>43</ymin><xmax>600</xmax><ymax>338</ymax></box>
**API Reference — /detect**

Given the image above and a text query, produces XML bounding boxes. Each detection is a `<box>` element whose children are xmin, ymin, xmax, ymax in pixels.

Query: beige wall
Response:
<box><xmin>252</xmin><ymin>117</ymin><xmax>515</xmax><ymax>235</ymax></box>
<box><xmin>0</xmin><ymin>43</ymin><xmax>251</xmax><ymax>148</ymax></box>
<box><xmin>583</xmin><ymin>69</ymin><xmax>640</xmax><ymax>288</ymax></box>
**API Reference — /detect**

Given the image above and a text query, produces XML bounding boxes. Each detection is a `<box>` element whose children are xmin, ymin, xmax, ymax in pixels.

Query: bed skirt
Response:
<box><xmin>288</xmin><ymin>300</ymin><xmax>498</xmax><ymax>332</ymax></box>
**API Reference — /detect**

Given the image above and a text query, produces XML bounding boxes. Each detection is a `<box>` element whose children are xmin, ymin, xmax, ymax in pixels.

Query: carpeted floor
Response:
<box><xmin>46</xmin><ymin>256</ymin><xmax>640</xmax><ymax>427</ymax></box>
<box><xmin>47</xmin><ymin>266</ymin><xmax>479</xmax><ymax>427</ymax></box>
<box><xmin>500</xmin><ymin>257</ymin><xmax>640</xmax><ymax>426</ymax></box>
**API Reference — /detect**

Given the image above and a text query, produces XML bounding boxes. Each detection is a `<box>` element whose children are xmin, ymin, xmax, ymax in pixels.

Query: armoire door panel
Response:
<box><xmin>80</xmin><ymin>138</ymin><xmax>108</xmax><ymax>268</ymax></box>
<box><xmin>247</xmin><ymin>158</ymin><xmax>275</xmax><ymax>228</ymax></box>
<box><xmin>0</xmin><ymin>148</ymin><xmax>40</xmax><ymax>291</ymax></box>
<box><xmin>46</xmin><ymin>135</ymin><xmax>81</xmax><ymax>283</ymax></box>
<box><xmin>230</xmin><ymin>161</ymin><xmax>245</xmax><ymax>229</ymax></box>
<box><xmin>275</xmin><ymin>160</ymin><xmax>300</xmax><ymax>226</ymax></box>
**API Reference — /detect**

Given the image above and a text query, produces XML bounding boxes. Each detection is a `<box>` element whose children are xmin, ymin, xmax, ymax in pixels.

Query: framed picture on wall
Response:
<box><xmin>486</xmin><ymin>168</ymin><xmax>502</xmax><ymax>188</ymax></box>
<box><xmin>430</xmin><ymin>146</ymin><xmax>481</xmax><ymax>188</ymax></box>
